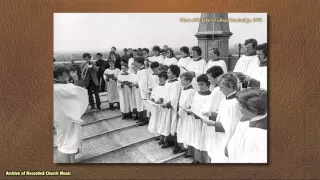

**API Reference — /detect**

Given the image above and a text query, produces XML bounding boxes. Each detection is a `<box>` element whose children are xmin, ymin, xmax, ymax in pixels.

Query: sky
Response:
<box><xmin>54</xmin><ymin>13</ymin><xmax>267</xmax><ymax>52</ymax></box>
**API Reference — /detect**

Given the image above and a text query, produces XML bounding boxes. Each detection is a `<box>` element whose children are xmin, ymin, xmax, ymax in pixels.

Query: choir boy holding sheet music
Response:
<box><xmin>117</xmin><ymin>63</ymin><xmax>132</xmax><ymax>119</ymax></box>
<box><xmin>183</xmin><ymin>74</ymin><xmax>211</xmax><ymax>163</ymax></box>
<box><xmin>103</xmin><ymin>60</ymin><xmax>121</xmax><ymax>111</ymax></box>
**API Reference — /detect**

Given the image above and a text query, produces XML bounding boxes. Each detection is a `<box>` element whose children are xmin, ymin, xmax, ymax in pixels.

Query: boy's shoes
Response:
<box><xmin>134</xmin><ymin>115</ymin><xmax>139</xmax><ymax>120</ymax></box>
<box><xmin>158</xmin><ymin>140</ymin><xmax>164</xmax><ymax>145</ymax></box>
<box><xmin>183</xmin><ymin>153</ymin><xmax>191</xmax><ymax>158</ymax></box>
<box><xmin>161</xmin><ymin>142</ymin><xmax>174</xmax><ymax>149</ymax></box>
<box><xmin>192</xmin><ymin>159</ymin><xmax>199</xmax><ymax>164</ymax></box>
<box><xmin>172</xmin><ymin>147</ymin><xmax>181</xmax><ymax>154</ymax></box>
<box><xmin>154</xmin><ymin>136</ymin><xmax>160</xmax><ymax>141</ymax></box>
<box><xmin>138</xmin><ymin>120</ymin><xmax>148</xmax><ymax>126</ymax></box>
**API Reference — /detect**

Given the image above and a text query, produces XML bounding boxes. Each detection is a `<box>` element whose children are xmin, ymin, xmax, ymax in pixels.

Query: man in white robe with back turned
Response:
<box><xmin>54</xmin><ymin>65</ymin><xmax>89</xmax><ymax>163</ymax></box>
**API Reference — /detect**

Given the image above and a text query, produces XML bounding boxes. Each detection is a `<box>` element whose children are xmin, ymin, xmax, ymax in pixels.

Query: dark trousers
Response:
<box><xmin>87</xmin><ymin>80</ymin><xmax>101</xmax><ymax>108</ymax></box>
<box><xmin>97</xmin><ymin>74</ymin><xmax>106</xmax><ymax>92</ymax></box>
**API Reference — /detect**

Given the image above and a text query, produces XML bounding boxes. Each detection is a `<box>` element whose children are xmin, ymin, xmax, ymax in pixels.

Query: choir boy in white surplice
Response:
<box><xmin>184</xmin><ymin>74</ymin><xmax>211</xmax><ymax>163</ymax></box>
<box><xmin>186</xmin><ymin>46</ymin><xmax>207</xmax><ymax>91</ymax></box>
<box><xmin>54</xmin><ymin>65</ymin><xmax>88</xmax><ymax>163</ymax></box>
<box><xmin>158</xmin><ymin>65</ymin><xmax>182</xmax><ymax>149</ymax></box>
<box><xmin>148</xmin><ymin>62</ymin><xmax>160</xmax><ymax>92</ymax></box>
<box><xmin>204</xmin><ymin>48</ymin><xmax>228</xmax><ymax>74</ymax></box>
<box><xmin>176</xmin><ymin>72</ymin><xmax>196</xmax><ymax>154</ymax></box>
<box><xmin>133</xmin><ymin>57</ymin><xmax>150</xmax><ymax>126</ymax></box>
<box><xmin>163</xmin><ymin>48</ymin><xmax>178</xmax><ymax>67</ymax></box>
<box><xmin>151</xmin><ymin>46</ymin><xmax>164</xmax><ymax>66</ymax></box>
<box><xmin>148</xmin><ymin>71</ymin><xmax>168</xmax><ymax>141</ymax></box>
<box><xmin>128</xmin><ymin>64</ymin><xmax>143</xmax><ymax>120</ymax></box>
<box><xmin>233</xmin><ymin>39</ymin><xmax>260</xmax><ymax>84</ymax></box>
<box><xmin>103</xmin><ymin>60</ymin><xmax>121</xmax><ymax>111</ymax></box>
<box><xmin>128</xmin><ymin>49</ymin><xmax>139</xmax><ymax>74</ymax></box>
<box><xmin>205</xmin><ymin>73</ymin><xmax>242</xmax><ymax>163</ymax></box>
<box><xmin>226</xmin><ymin>88</ymin><xmax>267</xmax><ymax>163</ymax></box>
<box><xmin>238</xmin><ymin>43</ymin><xmax>268</xmax><ymax>90</ymax></box>
<box><xmin>198</xmin><ymin>66</ymin><xmax>225</xmax><ymax>163</ymax></box>
<box><xmin>117</xmin><ymin>64</ymin><xmax>132</xmax><ymax>119</ymax></box>
<box><xmin>177</xmin><ymin>46</ymin><xmax>192</xmax><ymax>74</ymax></box>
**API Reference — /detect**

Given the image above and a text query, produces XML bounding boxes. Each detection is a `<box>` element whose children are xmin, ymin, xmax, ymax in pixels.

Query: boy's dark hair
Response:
<box><xmin>134</xmin><ymin>56</ymin><xmax>145</xmax><ymax>65</ymax></box>
<box><xmin>191</xmin><ymin>46</ymin><xmax>202</xmax><ymax>56</ymax></box>
<box><xmin>158</xmin><ymin>70</ymin><xmax>168</xmax><ymax>80</ymax></box>
<box><xmin>180</xmin><ymin>46</ymin><xmax>189</xmax><ymax>55</ymax></box>
<box><xmin>152</xmin><ymin>46</ymin><xmax>161</xmax><ymax>53</ymax></box>
<box><xmin>132</xmin><ymin>49</ymin><xmax>138</xmax><ymax>53</ymax></box>
<box><xmin>160</xmin><ymin>65</ymin><xmax>169</xmax><ymax>72</ymax></box>
<box><xmin>161</xmin><ymin>49</ymin><xmax>167</xmax><ymax>53</ymax></box>
<box><xmin>111</xmin><ymin>46</ymin><xmax>116</xmax><ymax>50</ymax></box>
<box><xmin>210</xmin><ymin>48</ymin><xmax>220</xmax><ymax>57</ymax></box>
<box><xmin>166</xmin><ymin>48</ymin><xmax>175</xmax><ymax>58</ymax></box>
<box><xmin>244</xmin><ymin>38</ymin><xmax>258</xmax><ymax>49</ymax></box>
<box><xmin>169</xmin><ymin>64</ymin><xmax>180</xmax><ymax>78</ymax></box>
<box><xmin>123</xmin><ymin>48</ymin><xmax>128</xmax><ymax>52</ymax></box>
<box><xmin>138</xmin><ymin>48</ymin><xmax>142</xmax><ymax>52</ymax></box>
<box><xmin>197</xmin><ymin>74</ymin><xmax>210</xmax><ymax>86</ymax></box>
<box><xmin>150</xmin><ymin>61</ymin><xmax>160</xmax><ymax>69</ymax></box>
<box><xmin>206</xmin><ymin>66</ymin><xmax>224</xmax><ymax>79</ymax></box>
<box><xmin>142</xmin><ymin>48</ymin><xmax>149</xmax><ymax>53</ymax></box>
<box><xmin>121</xmin><ymin>63</ymin><xmax>128</xmax><ymax>68</ymax></box>
<box><xmin>54</xmin><ymin>65</ymin><xmax>70</xmax><ymax>79</ymax></box>
<box><xmin>180</xmin><ymin>72</ymin><xmax>193</xmax><ymax>82</ymax></box>
<box><xmin>256</xmin><ymin>43</ymin><xmax>268</xmax><ymax>58</ymax></box>
<box><xmin>82</xmin><ymin>53</ymin><xmax>92</xmax><ymax>59</ymax></box>
<box><xmin>96</xmin><ymin>53</ymin><xmax>103</xmax><ymax>57</ymax></box>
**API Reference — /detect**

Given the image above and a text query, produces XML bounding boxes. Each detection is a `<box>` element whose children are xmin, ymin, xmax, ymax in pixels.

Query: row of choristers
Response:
<box><xmin>103</xmin><ymin>39</ymin><xmax>267</xmax><ymax>163</ymax></box>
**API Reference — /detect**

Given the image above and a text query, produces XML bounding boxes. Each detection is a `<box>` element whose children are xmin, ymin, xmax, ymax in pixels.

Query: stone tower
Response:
<box><xmin>195</xmin><ymin>13</ymin><xmax>233</xmax><ymax>62</ymax></box>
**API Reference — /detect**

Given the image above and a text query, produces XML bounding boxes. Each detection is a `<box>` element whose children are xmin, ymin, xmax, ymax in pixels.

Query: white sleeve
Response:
<box><xmin>194</xmin><ymin>60</ymin><xmax>207</xmax><ymax>77</ymax></box>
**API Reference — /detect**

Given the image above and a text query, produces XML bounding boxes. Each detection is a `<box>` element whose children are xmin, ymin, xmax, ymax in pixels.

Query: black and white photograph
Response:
<box><xmin>53</xmin><ymin>13</ymin><xmax>267</xmax><ymax>163</ymax></box>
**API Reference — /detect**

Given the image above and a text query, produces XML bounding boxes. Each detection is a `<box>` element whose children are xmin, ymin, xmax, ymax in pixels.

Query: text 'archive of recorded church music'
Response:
<box><xmin>5</xmin><ymin>171</ymin><xmax>72</xmax><ymax>176</ymax></box>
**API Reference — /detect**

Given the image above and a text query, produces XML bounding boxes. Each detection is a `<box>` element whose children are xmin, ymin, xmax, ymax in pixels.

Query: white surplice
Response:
<box><xmin>227</xmin><ymin>114</ymin><xmax>267</xmax><ymax>163</ymax></box>
<box><xmin>117</xmin><ymin>73</ymin><xmax>132</xmax><ymax>113</ymax></box>
<box><xmin>54</xmin><ymin>83</ymin><xmax>88</xmax><ymax>154</ymax></box>
<box><xmin>204</xmin><ymin>59</ymin><xmax>228</xmax><ymax>74</ymax></box>
<box><xmin>151</xmin><ymin>55</ymin><xmax>164</xmax><ymax>65</ymax></box>
<box><xmin>128</xmin><ymin>72</ymin><xmax>143</xmax><ymax>112</ymax></box>
<box><xmin>163</xmin><ymin>57</ymin><xmax>178</xmax><ymax>66</ymax></box>
<box><xmin>147</xmin><ymin>83</ymin><xmax>167</xmax><ymax>135</ymax></box>
<box><xmin>199</xmin><ymin>86</ymin><xmax>225</xmax><ymax>154</ymax></box>
<box><xmin>210</xmin><ymin>93</ymin><xmax>242</xmax><ymax>163</ymax></box>
<box><xmin>233</xmin><ymin>54</ymin><xmax>259</xmax><ymax>77</ymax></box>
<box><xmin>104</xmin><ymin>68</ymin><xmax>121</xmax><ymax>103</ymax></box>
<box><xmin>128</xmin><ymin>57</ymin><xmax>135</xmax><ymax>74</ymax></box>
<box><xmin>137</xmin><ymin>66</ymin><xmax>150</xmax><ymax>110</ymax></box>
<box><xmin>157</xmin><ymin>79</ymin><xmax>182</xmax><ymax>136</ymax></box>
<box><xmin>250</xmin><ymin>65</ymin><xmax>267</xmax><ymax>90</ymax></box>
<box><xmin>186</xmin><ymin>58</ymin><xmax>207</xmax><ymax>91</ymax></box>
<box><xmin>186</xmin><ymin>90</ymin><xmax>211</xmax><ymax>150</ymax></box>
<box><xmin>148</xmin><ymin>73</ymin><xmax>160</xmax><ymax>91</ymax></box>
<box><xmin>176</xmin><ymin>85</ymin><xmax>196</xmax><ymax>147</ymax></box>
<box><xmin>177</xmin><ymin>56</ymin><xmax>192</xmax><ymax>74</ymax></box>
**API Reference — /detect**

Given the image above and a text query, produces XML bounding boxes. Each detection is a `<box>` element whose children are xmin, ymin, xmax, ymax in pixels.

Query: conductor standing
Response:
<box><xmin>81</xmin><ymin>53</ymin><xmax>101</xmax><ymax>110</ymax></box>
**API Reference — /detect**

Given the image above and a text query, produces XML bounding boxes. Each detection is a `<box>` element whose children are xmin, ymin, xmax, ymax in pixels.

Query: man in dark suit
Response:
<box><xmin>81</xmin><ymin>53</ymin><xmax>101</xmax><ymax>110</ymax></box>
<box><xmin>95</xmin><ymin>53</ymin><xmax>107</xmax><ymax>92</ymax></box>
